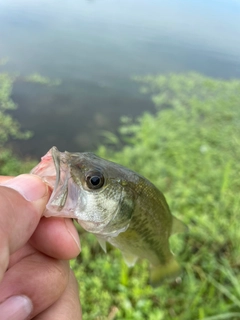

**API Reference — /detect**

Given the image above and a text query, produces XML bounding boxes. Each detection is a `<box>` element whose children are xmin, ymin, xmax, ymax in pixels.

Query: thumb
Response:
<box><xmin>0</xmin><ymin>174</ymin><xmax>50</xmax><ymax>279</ymax></box>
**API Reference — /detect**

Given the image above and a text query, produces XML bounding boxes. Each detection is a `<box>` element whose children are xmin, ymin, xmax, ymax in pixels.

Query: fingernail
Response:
<box><xmin>0</xmin><ymin>295</ymin><xmax>33</xmax><ymax>320</ymax></box>
<box><xmin>1</xmin><ymin>174</ymin><xmax>48</xmax><ymax>202</ymax></box>
<box><xmin>64</xmin><ymin>219</ymin><xmax>81</xmax><ymax>252</ymax></box>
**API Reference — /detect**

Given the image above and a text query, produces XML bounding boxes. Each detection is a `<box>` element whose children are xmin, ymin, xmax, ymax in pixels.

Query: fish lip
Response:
<box><xmin>51</xmin><ymin>146</ymin><xmax>61</xmax><ymax>190</ymax></box>
<box><xmin>51</xmin><ymin>146</ymin><xmax>70</xmax><ymax>209</ymax></box>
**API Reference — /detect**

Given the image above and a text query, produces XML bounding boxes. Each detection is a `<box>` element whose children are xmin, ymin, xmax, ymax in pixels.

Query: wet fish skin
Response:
<box><xmin>31</xmin><ymin>147</ymin><xmax>187</xmax><ymax>285</ymax></box>
<box><xmin>69</xmin><ymin>151</ymin><xmax>137</xmax><ymax>236</ymax></box>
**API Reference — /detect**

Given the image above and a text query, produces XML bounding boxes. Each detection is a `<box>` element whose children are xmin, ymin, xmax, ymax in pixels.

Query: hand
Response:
<box><xmin>0</xmin><ymin>174</ymin><xmax>82</xmax><ymax>320</ymax></box>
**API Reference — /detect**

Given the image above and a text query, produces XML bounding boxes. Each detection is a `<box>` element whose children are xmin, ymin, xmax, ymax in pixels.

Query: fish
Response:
<box><xmin>31</xmin><ymin>146</ymin><xmax>187</xmax><ymax>286</ymax></box>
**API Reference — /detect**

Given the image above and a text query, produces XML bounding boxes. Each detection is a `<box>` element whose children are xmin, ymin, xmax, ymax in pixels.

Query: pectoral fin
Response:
<box><xmin>96</xmin><ymin>237</ymin><xmax>107</xmax><ymax>253</ymax></box>
<box><xmin>122</xmin><ymin>252</ymin><xmax>138</xmax><ymax>267</ymax></box>
<box><xmin>150</xmin><ymin>257</ymin><xmax>181</xmax><ymax>287</ymax></box>
<box><xmin>171</xmin><ymin>216</ymin><xmax>188</xmax><ymax>235</ymax></box>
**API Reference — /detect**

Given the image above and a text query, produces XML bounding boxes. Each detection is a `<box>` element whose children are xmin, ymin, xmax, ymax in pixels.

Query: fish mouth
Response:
<box><xmin>51</xmin><ymin>146</ymin><xmax>61</xmax><ymax>193</ymax></box>
<box><xmin>30</xmin><ymin>146</ymin><xmax>58</xmax><ymax>190</ymax></box>
<box><xmin>31</xmin><ymin>146</ymin><xmax>79</xmax><ymax>218</ymax></box>
<box><xmin>46</xmin><ymin>146</ymin><xmax>79</xmax><ymax>217</ymax></box>
<box><xmin>50</xmin><ymin>146</ymin><xmax>69</xmax><ymax>210</ymax></box>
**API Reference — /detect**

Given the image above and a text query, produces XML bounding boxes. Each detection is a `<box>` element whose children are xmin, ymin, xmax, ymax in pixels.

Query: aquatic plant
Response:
<box><xmin>0</xmin><ymin>62</ymin><xmax>61</xmax><ymax>174</ymax></box>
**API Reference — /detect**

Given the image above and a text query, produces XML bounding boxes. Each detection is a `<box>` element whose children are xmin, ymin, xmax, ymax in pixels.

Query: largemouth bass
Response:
<box><xmin>31</xmin><ymin>146</ymin><xmax>187</xmax><ymax>286</ymax></box>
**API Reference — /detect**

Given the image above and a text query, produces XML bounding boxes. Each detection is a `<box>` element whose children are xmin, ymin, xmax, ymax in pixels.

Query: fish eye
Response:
<box><xmin>86</xmin><ymin>171</ymin><xmax>105</xmax><ymax>190</ymax></box>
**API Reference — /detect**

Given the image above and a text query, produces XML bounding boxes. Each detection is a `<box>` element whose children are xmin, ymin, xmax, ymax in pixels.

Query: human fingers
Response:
<box><xmin>34</xmin><ymin>269</ymin><xmax>81</xmax><ymax>320</ymax></box>
<box><xmin>0</xmin><ymin>174</ymin><xmax>81</xmax><ymax>260</ymax></box>
<box><xmin>0</xmin><ymin>251</ymin><xmax>70</xmax><ymax>319</ymax></box>
<box><xmin>0</xmin><ymin>174</ymin><xmax>50</xmax><ymax>280</ymax></box>
<box><xmin>0</xmin><ymin>176</ymin><xmax>13</xmax><ymax>183</ymax></box>
<box><xmin>30</xmin><ymin>217</ymin><xmax>81</xmax><ymax>260</ymax></box>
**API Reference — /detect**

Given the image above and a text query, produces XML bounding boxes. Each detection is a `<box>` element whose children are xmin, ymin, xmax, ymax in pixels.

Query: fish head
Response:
<box><xmin>35</xmin><ymin>147</ymin><xmax>135</xmax><ymax>237</ymax></box>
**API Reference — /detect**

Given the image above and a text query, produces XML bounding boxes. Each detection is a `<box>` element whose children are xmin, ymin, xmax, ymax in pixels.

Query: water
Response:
<box><xmin>0</xmin><ymin>0</ymin><xmax>240</xmax><ymax>157</ymax></box>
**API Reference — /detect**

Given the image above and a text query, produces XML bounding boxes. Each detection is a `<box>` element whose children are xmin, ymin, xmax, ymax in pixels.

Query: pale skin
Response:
<box><xmin>0</xmin><ymin>174</ymin><xmax>82</xmax><ymax>320</ymax></box>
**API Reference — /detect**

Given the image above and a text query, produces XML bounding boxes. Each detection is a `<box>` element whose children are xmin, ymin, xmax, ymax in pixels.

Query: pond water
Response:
<box><xmin>0</xmin><ymin>0</ymin><xmax>240</xmax><ymax>157</ymax></box>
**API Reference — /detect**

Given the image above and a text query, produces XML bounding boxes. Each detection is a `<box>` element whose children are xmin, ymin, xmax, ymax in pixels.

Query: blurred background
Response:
<box><xmin>0</xmin><ymin>0</ymin><xmax>239</xmax><ymax>157</ymax></box>
<box><xmin>1</xmin><ymin>1</ymin><xmax>240</xmax><ymax>320</ymax></box>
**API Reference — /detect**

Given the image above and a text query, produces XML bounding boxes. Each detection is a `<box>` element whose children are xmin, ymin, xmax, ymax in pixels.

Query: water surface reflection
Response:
<box><xmin>0</xmin><ymin>0</ymin><xmax>239</xmax><ymax>156</ymax></box>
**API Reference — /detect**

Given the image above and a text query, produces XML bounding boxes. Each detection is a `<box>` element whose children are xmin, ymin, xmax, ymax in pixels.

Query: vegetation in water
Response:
<box><xmin>0</xmin><ymin>62</ymin><xmax>60</xmax><ymax>174</ymax></box>
<box><xmin>23</xmin><ymin>73</ymin><xmax>61</xmax><ymax>86</ymax></box>
<box><xmin>0</xmin><ymin>70</ymin><xmax>36</xmax><ymax>174</ymax></box>
<box><xmin>1</xmin><ymin>66</ymin><xmax>240</xmax><ymax>319</ymax></box>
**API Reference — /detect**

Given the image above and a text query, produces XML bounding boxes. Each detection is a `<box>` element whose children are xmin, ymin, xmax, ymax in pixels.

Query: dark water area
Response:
<box><xmin>0</xmin><ymin>0</ymin><xmax>240</xmax><ymax>158</ymax></box>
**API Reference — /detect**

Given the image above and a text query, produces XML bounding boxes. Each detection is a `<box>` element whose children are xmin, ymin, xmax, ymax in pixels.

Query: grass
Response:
<box><xmin>70</xmin><ymin>73</ymin><xmax>240</xmax><ymax>319</ymax></box>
